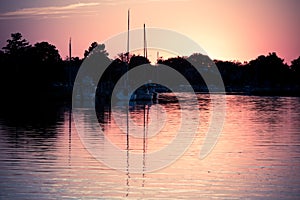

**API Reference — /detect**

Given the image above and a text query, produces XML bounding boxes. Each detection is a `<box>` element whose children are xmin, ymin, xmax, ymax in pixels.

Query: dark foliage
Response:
<box><xmin>0</xmin><ymin>32</ymin><xmax>299</xmax><ymax>106</ymax></box>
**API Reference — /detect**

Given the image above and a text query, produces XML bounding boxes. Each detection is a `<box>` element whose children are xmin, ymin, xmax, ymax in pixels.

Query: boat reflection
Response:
<box><xmin>96</xmin><ymin>100</ymin><xmax>152</xmax><ymax>197</ymax></box>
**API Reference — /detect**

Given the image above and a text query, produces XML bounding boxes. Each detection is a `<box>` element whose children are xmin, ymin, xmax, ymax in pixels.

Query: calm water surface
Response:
<box><xmin>0</xmin><ymin>94</ymin><xmax>300</xmax><ymax>199</ymax></box>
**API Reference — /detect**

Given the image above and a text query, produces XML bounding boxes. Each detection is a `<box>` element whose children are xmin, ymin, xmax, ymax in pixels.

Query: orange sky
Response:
<box><xmin>0</xmin><ymin>0</ymin><xmax>299</xmax><ymax>63</ymax></box>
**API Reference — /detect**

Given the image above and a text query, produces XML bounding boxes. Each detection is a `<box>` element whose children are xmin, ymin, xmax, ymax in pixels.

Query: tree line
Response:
<box><xmin>0</xmin><ymin>32</ymin><xmax>299</xmax><ymax>104</ymax></box>
<box><xmin>159</xmin><ymin>52</ymin><xmax>300</xmax><ymax>95</ymax></box>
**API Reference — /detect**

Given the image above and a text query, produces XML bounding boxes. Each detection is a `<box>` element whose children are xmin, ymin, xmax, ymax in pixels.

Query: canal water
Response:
<box><xmin>0</xmin><ymin>94</ymin><xmax>299</xmax><ymax>199</ymax></box>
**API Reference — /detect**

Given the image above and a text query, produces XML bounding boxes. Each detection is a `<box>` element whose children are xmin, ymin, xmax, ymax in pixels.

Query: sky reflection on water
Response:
<box><xmin>0</xmin><ymin>94</ymin><xmax>300</xmax><ymax>199</ymax></box>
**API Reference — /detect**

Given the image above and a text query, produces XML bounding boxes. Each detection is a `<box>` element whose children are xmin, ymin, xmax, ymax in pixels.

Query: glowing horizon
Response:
<box><xmin>0</xmin><ymin>0</ymin><xmax>299</xmax><ymax>63</ymax></box>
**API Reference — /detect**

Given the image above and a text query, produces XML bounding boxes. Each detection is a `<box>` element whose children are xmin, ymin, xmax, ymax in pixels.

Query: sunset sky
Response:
<box><xmin>0</xmin><ymin>0</ymin><xmax>299</xmax><ymax>63</ymax></box>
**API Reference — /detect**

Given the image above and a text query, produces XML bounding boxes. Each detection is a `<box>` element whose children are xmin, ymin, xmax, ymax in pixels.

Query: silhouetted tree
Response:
<box><xmin>2</xmin><ymin>32</ymin><xmax>31</xmax><ymax>56</ymax></box>
<box><xmin>26</xmin><ymin>41</ymin><xmax>64</xmax><ymax>87</ymax></box>
<box><xmin>160</xmin><ymin>56</ymin><xmax>206</xmax><ymax>91</ymax></box>
<box><xmin>214</xmin><ymin>60</ymin><xmax>250</xmax><ymax>90</ymax></box>
<box><xmin>188</xmin><ymin>53</ymin><xmax>214</xmax><ymax>68</ymax></box>
<box><xmin>84</xmin><ymin>42</ymin><xmax>108</xmax><ymax>58</ymax></box>
<box><xmin>291</xmin><ymin>56</ymin><xmax>300</xmax><ymax>74</ymax></box>
<box><xmin>32</xmin><ymin>42</ymin><xmax>61</xmax><ymax>63</ymax></box>
<box><xmin>129</xmin><ymin>55</ymin><xmax>150</xmax><ymax>69</ymax></box>
<box><xmin>0</xmin><ymin>50</ymin><xmax>7</xmax><ymax>90</ymax></box>
<box><xmin>248</xmin><ymin>52</ymin><xmax>289</xmax><ymax>87</ymax></box>
<box><xmin>0</xmin><ymin>33</ymin><xmax>33</xmax><ymax>103</ymax></box>
<box><xmin>82</xmin><ymin>42</ymin><xmax>111</xmax><ymax>100</ymax></box>
<box><xmin>0</xmin><ymin>50</ymin><xmax>5</xmax><ymax>67</ymax></box>
<box><xmin>291</xmin><ymin>56</ymin><xmax>300</xmax><ymax>85</ymax></box>
<box><xmin>1</xmin><ymin>33</ymin><xmax>31</xmax><ymax>79</ymax></box>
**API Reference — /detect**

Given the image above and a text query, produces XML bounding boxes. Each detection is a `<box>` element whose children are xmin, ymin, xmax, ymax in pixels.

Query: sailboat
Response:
<box><xmin>116</xmin><ymin>11</ymin><xmax>156</xmax><ymax>102</ymax></box>
<box><xmin>116</xmin><ymin>9</ymin><xmax>136</xmax><ymax>101</ymax></box>
<box><xmin>133</xmin><ymin>23</ymin><xmax>156</xmax><ymax>101</ymax></box>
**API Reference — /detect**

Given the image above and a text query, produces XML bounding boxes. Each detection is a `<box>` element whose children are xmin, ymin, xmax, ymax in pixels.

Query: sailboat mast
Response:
<box><xmin>69</xmin><ymin>37</ymin><xmax>72</xmax><ymax>87</ymax></box>
<box><xmin>127</xmin><ymin>9</ymin><xmax>130</xmax><ymax>61</ymax></box>
<box><xmin>143</xmin><ymin>24</ymin><xmax>148</xmax><ymax>59</ymax></box>
<box><xmin>69</xmin><ymin>37</ymin><xmax>72</xmax><ymax>62</ymax></box>
<box><xmin>68</xmin><ymin>36</ymin><xmax>72</xmax><ymax>163</ymax></box>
